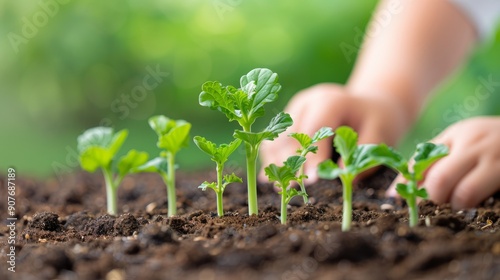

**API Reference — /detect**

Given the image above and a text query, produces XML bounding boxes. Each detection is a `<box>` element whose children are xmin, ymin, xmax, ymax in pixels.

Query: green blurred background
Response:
<box><xmin>1</xmin><ymin>0</ymin><xmax>499</xmax><ymax>179</ymax></box>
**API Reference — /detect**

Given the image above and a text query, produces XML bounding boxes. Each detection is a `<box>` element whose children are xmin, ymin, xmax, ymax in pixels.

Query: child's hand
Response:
<box><xmin>259</xmin><ymin>83</ymin><xmax>410</xmax><ymax>184</ymax></box>
<box><xmin>387</xmin><ymin>117</ymin><xmax>500</xmax><ymax>209</ymax></box>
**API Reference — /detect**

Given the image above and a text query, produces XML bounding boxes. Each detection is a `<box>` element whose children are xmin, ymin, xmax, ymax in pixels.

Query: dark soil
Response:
<box><xmin>1</xmin><ymin>168</ymin><xmax>499</xmax><ymax>280</ymax></box>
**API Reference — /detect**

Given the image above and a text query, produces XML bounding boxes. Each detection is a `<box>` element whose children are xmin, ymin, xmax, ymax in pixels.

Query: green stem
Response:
<box><xmin>163</xmin><ymin>152</ymin><xmax>177</xmax><ymax>216</ymax></box>
<box><xmin>245</xmin><ymin>143</ymin><xmax>259</xmax><ymax>215</ymax></box>
<box><xmin>216</xmin><ymin>163</ymin><xmax>224</xmax><ymax>217</ymax></box>
<box><xmin>103</xmin><ymin>168</ymin><xmax>117</xmax><ymax>216</ymax></box>
<box><xmin>280</xmin><ymin>187</ymin><xmax>287</xmax><ymax>225</ymax></box>
<box><xmin>408</xmin><ymin>181</ymin><xmax>418</xmax><ymax>227</ymax></box>
<box><xmin>298</xmin><ymin>165</ymin><xmax>308</xmax><ymax>204</ymax></box>
<box><xmin>340</xmin><ymin>174</ymin><xmax>354</xmax><ymax>232</ymax></box>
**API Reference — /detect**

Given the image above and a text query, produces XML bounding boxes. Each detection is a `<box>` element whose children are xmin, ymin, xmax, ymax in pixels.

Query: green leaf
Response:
<box><xmin>133</xmin><ymin>157</ymin><xmax>169</xmax><ymax>174</ymax></box>
<box><xmin>157</xmin><ymin>121</ymin><xmax>191</xmax><ymax>155</ymax></box>
<box><xmin>222</xmin><ymin>173</ymin><xmax>243</xmax><ymax>188</ymax></box>
<box><xmin>285</xmin><ymin>155</ymin><xmax>306</xmax><ymax>174</ymax></box>
<box><xmin>148</xmin><ymin>115</ymin><xmax>171</xmax><ymax>137</ymax></box>
<box><xmin>413</xmin><ymin>143</ymin><xmax>449</xmax><ymax>180</ymax></box>
<box><xmin>317</xmin><ymin>159</ymin><xmax>343</xmax><ymax>180</ymax></box>
<box><xmin>240</xmin><ymin>68</ymin><xmax>281</xmax><ymax>116</ymax></box>
<box><xmin>312</xmin><ymin>127</ymin><xmax>334</xmax><ymax>143</ymax></box>
<box><xmin>199</xmin><ymin>181</ymin><xmax>217</xmax><ymax>192</ymax></box>
<box><xmin>416</xmin><ymin>187</ymin><xmax>428</xmax><ymax>199</ymax></box>
<box><xmin>370</xmin><ymin>144</ymin><xmax>408</xmax><ymax>176</ymax></box>
<box><xmin>117</xmin><ymin>150</ymin><xmax>149</xmax><ymax>177</ymax></box>
<box><xmin>348</xmin><ymin>144</ymin><xmax>385</xmax><ymax>175</ymax></box>
<box><xmin>193</xmin><ymin>136</ymin><xmax>217</xmax><ymax>157</ymax></box>
<box><xmin>77</xmin><ymin>127</ymin><xmax>128</xmax><ymax>172</ymax></box>
<box><xmin>333</xmin><ymin>126</ymin><xmax>358</xmax><ymax>165</ymax></box>
<box><xmin>193</xmin><ymin>136</ymin><xmax>242</xmax><ymax>165</ymax></box>
<box><xmin>264</xmin><ymin>163</ymin><xmax>297</xmax><ymax>189</ymax></box>
<box><xmin>199</xmin><ymin>81</ymin><xmax>239</xmax><ymax>121</ymax></box>
<box><xmin>289</xmin><ymin>132</ymin><xmax>312</xmax><ymax>150</ymax></box>
<box><xmin>234</xmin><ymin>112</ymin><xmax>293</xmax><ymax>146</ymax></box>
<box><xmin>396</xmin><ymin>183</ymin><xmax>412</xmax><ymax>200</ymax></box>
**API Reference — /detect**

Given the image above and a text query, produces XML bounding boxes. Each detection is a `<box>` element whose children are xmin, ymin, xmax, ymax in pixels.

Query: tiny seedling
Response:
<box><xmin>199</xmin><ymin>68</ymin><xmax>293</xmax><ymax>215</ymax></box>
<box><xmin>193</xmin><ymin>136</ymin><xmax>243</xmax><ymax>217</ymax></box>
<box><xmin>318</xmin><ymin>126</ymin><xmax>384</xmax><ymax>231</ymax></box>
<box><xmin>289</xmin><ymin>127</ymin><xmax>334</xmax><ymax>203</ymax></box>
<box><xmin>77</xmin><ymin>127</ymin><xmax>149</xmax><ymax>215</ymax></box>
<box><xmin>372</xmin><ymin>142</ymin><xmax>449</xmax><ymax>227</ymax></box>
<box><xmin>264</xmin><ymin>155</ymin><xmax>307</xmax><ymax>224</ymax></box>
<box><xmin>136</xmin><ymin>115</ymin><xmax>191</xmax><ymax>216</ymax></box>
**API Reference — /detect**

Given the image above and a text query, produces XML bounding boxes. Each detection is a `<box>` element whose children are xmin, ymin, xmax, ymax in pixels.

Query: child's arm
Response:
<box><xmin>260</xmin><ymin>0</ymin><xmax>477</xmax><ymax>181</ymax></box>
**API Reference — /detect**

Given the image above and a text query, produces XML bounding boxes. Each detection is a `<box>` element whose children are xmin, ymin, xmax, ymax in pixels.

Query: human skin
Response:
<box><xmin>260</xmin><ymin>0</ymin><xmax>500</xmax><ymax>209</ymax></box>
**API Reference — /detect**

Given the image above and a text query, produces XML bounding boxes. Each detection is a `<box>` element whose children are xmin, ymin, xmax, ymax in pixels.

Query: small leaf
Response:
<box><xmin>264</xmin><ymin>162</ymin><xmax>297</xmax><ymax>189</ymax></box>
<box><xmin>349</xmin><ymin>144</ymin><xmax>384</xmax><ymax>175</ymax></box>
<box><xmin>199</xmin><ymin>81</ymin><xmax>239</xmax><ymax>121</ymax></box>
<box><xmin>148</xmin><ymin>115</ymin><xmax>172</xmax><ymax>137</ymax></box>
<box><xmin>333</xmin><ymin>126</ymin><xmax>358</xmax><ymax>165</ymax></box>
<box><xmin>413</xmin><ymin>143</ymin><xmax>449</xmax><ymax>180</ymax></box>
<box><xmin>222</xmin><ymin>173</ymin><xmax>243</xmax><ymax>189</ymax></box>
<box><xmin>370</xmin><ymin>144</ymin><xmax>409</xmax><ymax>176</ymax></box>
<box><xmin>317</xmin><ymin>159</ymin><xmax>343</xmax><ymax>180</ymax></box>
<box><xmin>157</xmin><ymin>122</ymin><xmax>192</xmax><ymax>154</ymax></box>
<box><xmin>199</xmin><ymin>181</ymin><xmax>217</xmax><ymax>192</ymax></box>
<box><xmin>284</xmin><ymin>155</ymin><xmax>306</xmax><ymax>174</ymax></box>
<box><xmin>193</xmin><ymin>136</ymin><xmax>217</xmax><ymax>157</ymax></box>
<box><xmin>215</xmin><ymin>139</ymin><xmax>242</xmax><ymax>164</ymax></box>
<box><xmin>117</xmin><ymin>150</ymin><xmax>149</xmax><ymax>177</ymax></box>
<box><xmin>311</xmin><ymin>127</ymin><xmax>334</xmax><ymax>143</ymax></box>
<box><xmin>396</xmin><ymin>183</ymin><xmax>412</xmax><ymax>200</ymax></box>
<box><xmin>134</xmin><ymin>157</ymin><xmax>169</xmax><ymax>174</ymax></box>
<box><xmin>240</xmin><ymin>68</ymin><xmax>281</xmax><ymax>116</ymax></box>
<box><xmin>234</xmin><ymin>112</ymin><xmax>293</xmax><ymax>147</ymax></box>
<box><xmin>416</xmin><ymin>187</ymin><xmax>428</xmax><ymax>199</ymax></box>
<box><xmin>77</xmin><ymin>127</ymin><xmax>128</xmax><ymax>172</ymax></box>
<box><xmin>289</xmin><ymin>132</ymin><xmax>312</xmax><ymax>150</ymax></box>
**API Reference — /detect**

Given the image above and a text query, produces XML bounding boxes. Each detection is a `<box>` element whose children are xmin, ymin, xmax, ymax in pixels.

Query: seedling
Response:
<box><xmin>136</xmin><ymin>115</ymin><xmax>191</xmax><ymax>216</ymax></box>
<box><xmin>289</xmin><ymin>127</ymin><xmax>334</xmax><ymax>203</ymax></box>
<box><xmin>318</xmin><ymin>126</ymin><xmax>384</xmax><ymax>231</ymax></box>
<box><xmin>199</xmin><ymin>68</ymin><xmax>293</xmax><ymax>215</ymax></box>
<box><xmin>265</xmin><ymin>156</ymin><xmax>307</xmax><ymax>224</ymax></box>
<box><xmin>372</xmin><ymin>142</ymin><xmax>449</xmax><ymax>227</ymax></box>
<box><xmin>77</xmin><ymin>127</ymin><xmax>149</xmax><ymax>215</ymax></box>
<box><xmin>193</xmin><ymin>136</ymin><xmax>243</xmax><ymax>217</ymax></box>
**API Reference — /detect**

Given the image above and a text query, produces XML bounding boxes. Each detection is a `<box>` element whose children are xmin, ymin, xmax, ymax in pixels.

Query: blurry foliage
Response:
<box><xmin>0</xmin><ymin>0</ymin><xmax>498</xmax><ymax>176</ymax></box>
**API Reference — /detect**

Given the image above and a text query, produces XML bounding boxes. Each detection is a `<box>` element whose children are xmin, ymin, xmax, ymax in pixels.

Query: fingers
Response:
<box><xmin>450</xmin><ymin>159</ymin><xmax>500</xmax><ymax>210</ymax></box>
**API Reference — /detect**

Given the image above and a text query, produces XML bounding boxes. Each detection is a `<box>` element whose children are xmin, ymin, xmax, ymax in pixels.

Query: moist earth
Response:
<box><xmin>0</xmin><ymin>168</ymin><xmax>499</xmax><ymax>280</ymax></box>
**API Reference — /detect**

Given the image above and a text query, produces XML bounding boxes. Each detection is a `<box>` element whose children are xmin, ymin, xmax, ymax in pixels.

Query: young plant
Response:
<box><xmin>193</xmin><ymin>136</ymin><xmax>243</xmax><ymax>217</ymax></box>
<box><xmin>136</xmin><ymin>115</ymin><xmax>191</xmax><ymax>216</ymax></box>
<box><xmin>264</xmin><ymin>155</ymin><xmax>307</xmax><ymax>224</ymax></box>
<box><xmin>318</xmin><ymin>126</ymin><xmax>385</xmax><ymax>231</ymax></box>
<box><xmin>77</xmin><ymin>127</ymin><xmax>149</xmax><ymax>215</ymax></box>
<box><xmin>289</xmin><ymin>127</ymin><xmax>334</xmax><ymax>203</ymax></box>
<box><xmin>199</xmin><ymin>68</ymin><xmax>293</xmax><ymax>215</ymax></box>
<box><xmin>372</xmin><ymin>142</ymin><xmax>449</xmax><ymax>227</ymax></box>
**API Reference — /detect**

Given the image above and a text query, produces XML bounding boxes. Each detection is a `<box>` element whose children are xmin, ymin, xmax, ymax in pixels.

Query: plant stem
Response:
<box><xmin>245</xmin><ymin>143</ymin><xmax>259</xmax><ymax>215</ymax></box>
<box><xmin>408</xmin><ymin>181</ymin><xmax>418</xmax><ymax>227</ymax></box>
<box><xmin>280</xmin><ymin>188</ymin><xmax>287</xmax><ymax>225</ymax></box>
<box><xmin>298</xmin><ymin>165</ymin><xmax>308</xmax><ymax>203</ymax></box>
<box><xmin>103</xmin><ymin>168</ymin><xmax>117</xmax><ymax>216</ymax></box>
<box><xmin>163</xmin><ymin>152</ymin><xmax>177</xmax><ymax>216</ymax></box>
<box><xmin>216</xmin><ymin>163</ymin><xmax>224</xmax><ymax>217</ymax></box>
<box><xmin>340</xmin><ymin>174</ymin><xmax>354</xmax><ymax>232</ymax></box>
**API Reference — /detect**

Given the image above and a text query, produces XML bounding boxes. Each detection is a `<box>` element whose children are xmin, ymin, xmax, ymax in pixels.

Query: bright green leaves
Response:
<box><xmin>149</xmin><ymin>115</ymin><xmax>191</xmax><ymax>155</ymax></box>
<box><xmin>396</xmin><ymin>183</ymin><xmax>428</xmax><ymax>201</ymax></box>
<box><xmin>265</xmin><ymin>155</ymin><xmax>307</xmax><ymax>224</ymax></box>
<box><xmin>77</xmin><ymin>127</ymin><xmax>128</xmax><ymax>172</ymax></box>
<box><xmin>412</xmin><ymin>143</ymin><xmax>449</xmax><ymax>181</ymax></box>
<box><xmin>193</xmin><ymin>136</ymin><xmax>242</xmax><ymax>166</ymax></box>
<box><xmin>144</xmin><ymin>115</ymin><xmax>192</xmax><ymax>217</ymax></box>
<box><xmin>117</xmin><ymin>150</ymin><xmax>149</xmax><ymax>178</ymax></box>
<box><xmin>233</xmin><ymin>112</ymin><xmax>293</xmax><ymax>146</ymax></box>
<box><xmin>193</xmin><ymin>135</ymin><xmax>243</xmax><ymax>217</ymax></box>
<box><xmin>333</xmin><ymin>126</ymin><xmax>358</xmax><ymax>166</ymax></box>
<box><xmin>77</xmin><ymin>126</ymin><xmax>149</xmax><ymax>215</ymax></box>
<box><xmin>199</xmin><ymin>68</ymin><xmax>282</xmax><ymax>130</ymax></box>
<box><xmin>290</xmin><ymin>127</ymin><xmax>334</xmax><ymax>156</ymax></box>
<box><xmin>199</xmin><ymin>68</ymin><xmax>290</xmax><ymax>215</ymax></box>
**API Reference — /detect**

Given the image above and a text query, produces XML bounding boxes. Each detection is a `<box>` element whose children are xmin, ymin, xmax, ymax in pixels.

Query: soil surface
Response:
<box><xmin>1</xmin><ymin>168</ymin><xmax>499</xmax><ymax>280</ymax></box>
